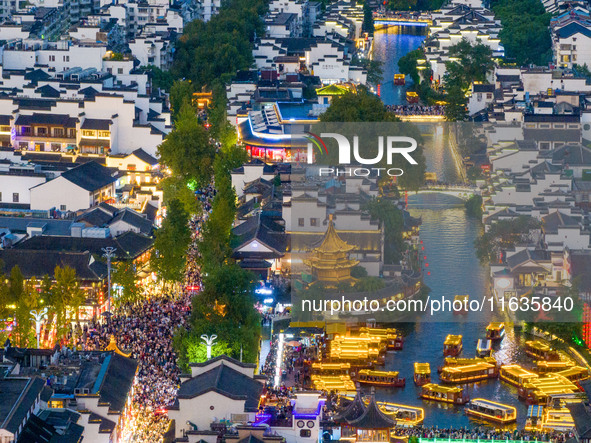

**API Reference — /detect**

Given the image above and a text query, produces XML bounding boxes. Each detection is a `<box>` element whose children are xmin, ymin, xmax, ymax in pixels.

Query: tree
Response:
<box><xmin>464</xmin><ymin>194</ymin><xmax>483</xmax><ymax>218</ymax></box>
<box><xmin>491</xmin><ymin>0</ymin><xmax>551</xmax><ymax>66</ymax></box>
<box><xmin>352</xmin><ymin>57</ymin><xmax>383</xmax><ymax>86</ymax></box>
<box><xmin>474</xmin><ymin>216</ymin><xmax>541</xmax><ymax>264</ymax></box>
<box><xmin>188</xmin><ymin>264</ymin><xmax>261</xmax><ymax>363</ymax></box>
<box><xmin>354</xmin><ymin>277</ymin><xmax>386</xmax><ymax>292</ymax></box>
<box><xmin>12</xmin><ymin>279</ymin><xmax>40</xmax><ymax>347</ymax></box>
<box><xmin>8</xmin><ymin>265</ymin><xmax>24</xmax><ymax>303</ymax></box>
<box><xmin>320</xmin><ymin>88</ymin><xmax>397</xmax><ymax>122</ymax></box>
<box><xmin>398</xmin><ymin>49</ymin><xmax>422</xmax><ymax>86</ymax></box>
<box><xmin>52</xmin><ymin>266</ymin><xmax>81</xmax><ymax>340</ymax></box>
<box><xmin>362</xmin><ymin>1</ymin><xmax>374</xmax><ymax>35</ymax></box>
<box><xmin>152</xmin><ymin>199</ymin><xmax>191</xmax><ymax>283</ymax></box>
<box><xmin>444</xmin><ymin>84</ymin><xmax>468</xmax><ymax>121</ymax></box>
<box><xmin>172</xmin><ymin>0</ymin><xmax>266</xmax><ymax>88</ymax></box>
<box><xmin>112</xmin><ymin>262</ymin><xmax>140</xmax><ymax>306</ymax></box>
<box><xmin>208</xmin><ymin>82</ymin><xmax>238</xmax><ymax>150</ymax></box>
<box><xmin>161</xmin><ymin>176</ymin><xmax>201</xmax><ymax>216</ymax></box>
<box><xmin>364</xmin><ymin>197</ymin><xmax>406</xmax><ymax>263</ymax></box>
<box><xmin>157</xmin><ymin>102</ymin><xmax>216</xmax><ymax>188</ymax></box>
<box><xmin>145</xmin><ymin>65</ymin><xmax>174</xmax><ymax>92</ymax></box>
<box><xmin>169</xmin><ymin>80</ymin><xmax>195</xmax><ymax>121</ymax></box>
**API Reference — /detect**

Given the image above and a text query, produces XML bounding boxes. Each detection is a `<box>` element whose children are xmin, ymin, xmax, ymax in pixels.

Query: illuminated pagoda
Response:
<box><xmin>335</xmin><ymin>392</ymin><xmax>395</xmax><ymax>442</ymax></box>
<box><xmin>304</xmin><ymin>214</ymin><xmax>359</xmax><ymax>284</ymax></box>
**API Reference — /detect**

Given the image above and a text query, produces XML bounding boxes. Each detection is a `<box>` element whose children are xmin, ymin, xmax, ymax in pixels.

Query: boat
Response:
<box><xmin>536</xmin><ymin>360</ymin><xmax>575</xmax><ymax>374</ymax></box>
<box><xmin>420</xmin><ymin>383</ymin><xmax>469</xmax><ymax>405</ymax></box>
<box><xmin>356</xmin><ymin>369</ymin><xmax>405</xmax><ymax>387</ymax></box>
<box><xmin>525</xmin><ymin>340</ymin><xmax>560</xmax><ymax>361</ymax></box>
<box><xmin>453</xmin><ymin>295</ymin><xmax>469</xmax><ymax>314</ymax></box>
<box><xmin>443</xmin><ymin>334</ymin><xmax>463</xmax><ymax>357</ymax></box>
<box><xmin>485</xmin><ymin>322</ymin><xmax>505</xmax><ymax>341</ymax></box>
<box><xmin>359</xmin><ymin>327</ymin><xmax>404</xmax><ymax>350</ymax></box>
<box><xmin>499</xmin><ymin>364</ymin><xmax>539</xmax><ymax>387</ymax></box>
<box><xmin>311</xmin><ymin>374</ymin><xmax>356</xmax><ymax>395</ymax></box>
<box><xmin>466</xmin><ymin>399</ymin><xmax>517</xmax><ymax>424</ymax></box>
<box><xmin>438</xmin><ymin>356</ymin><xmax>496</xmax><ymax>373</ymax></box>
<box><xmin>525</xmin><ymin>405</ymin><xmax>575</xmax><ymax>433</ymax></box>
<box><xmin>440</xmin><ymin>362</ymin><xmax>498</xmax><ymax>384</ymax></box>
<box><xmin>406</xmin><ymin>91</ymin><xmax>419</xmax><ymax>104</ymax></box>
<box><xmin>518</xmin><ymin>374</ymin><xmax>580</xmax><ymax>404</ymax></box>
<box><xmin>476</xmin><ymin>339</ymin><xmax>492</xmax><ymax>357</ymax></box>
<box><xmin>555</xmin><ymin>366</ymin><xmax>591</xmax><ymax>383</ymax></box>
<box><xmin>394</xmin><ymin>74</ymin><xmax>406</xmax><ymax>85</ymax></box>
<box><xmin>311</xmin><ymin>362</ymin><xmax>351</xmax><ymax>376</ymax></box>
<box><xmin>414</xmin><ymin>362</ymin><xmax>431</xmax><ymax>386</ymax></box>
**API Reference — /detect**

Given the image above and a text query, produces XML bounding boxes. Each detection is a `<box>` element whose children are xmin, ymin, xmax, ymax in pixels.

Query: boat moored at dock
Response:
<box><xmin>465</xmin><ymin>399</ymin><xmax>517</xmax><ymax>424</ymax></box>
<box><xmin>440</xmin><ymin>361</ymin><xmax>498</xmax><ymax>384</ymax></box>
<box><xmin>356</xmin><ymin>369</ymin><xmax>406</xmax><ymax>387</ymax></box>
<box><xmin>485</xmin><ymin>322</ymin><xmax>505</xmax><ymax>341</ymax></box>
<box><xmin>443</xmin><ymin>334</ymin><xmax>463</xmax><ymax>357</ymax></box>
<box><xmin>525</xmin><ymin>340</ymin><xmax>560</xmax><ymax>361</ymax></box>
<box><xmin>476</xmin><ymin>339</ymin><xmax>492</xmax><ymax>357</ymax></box>
<box><xmin>414</xmin><ymin>362</ymin><xmax>431</xmax><ymax>386</ymax></box>
<box><xmin>420</xmin><ymin>383</ymin><xmax>469</xmax><ymax>405</ymax></box>
<box><xmin>499</xmin><ymin>364</ymin><xmax>539</xmax><ymax>387</ymax></box>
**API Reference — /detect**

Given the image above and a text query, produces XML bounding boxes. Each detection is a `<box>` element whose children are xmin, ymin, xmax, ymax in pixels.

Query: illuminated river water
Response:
<box><xmin>372</xmin><ymin>29</ymin><xmax>531</xmax><ymax>427</ymax></box>
<box><xmin>372</xmin><ymin>26</ymin><xmax>426</xmax><ymax>105</ymax></box>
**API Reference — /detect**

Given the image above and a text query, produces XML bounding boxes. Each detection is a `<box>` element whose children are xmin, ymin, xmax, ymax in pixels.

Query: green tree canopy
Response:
<box><xmin>152</xmin><ymin>199</ymin><xmax>191</xmax><ymax>283</ymax></box>
<box><xmin>157</xmin><ymin>102</ymin><xmax>216</xmax><ymax>188</ymax></box>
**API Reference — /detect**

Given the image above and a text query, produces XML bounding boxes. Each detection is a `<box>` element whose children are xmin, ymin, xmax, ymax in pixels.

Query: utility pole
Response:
<box><xmin>102</xmin><ymin>247</ymin><xmax>117</xmax><ymax>314</ymax></box>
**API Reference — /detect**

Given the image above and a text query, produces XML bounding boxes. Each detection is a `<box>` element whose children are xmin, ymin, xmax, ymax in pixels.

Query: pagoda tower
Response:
<box><xmin>304</xmin><ymin>214</ymin><xmax>359</xmax><ymax>284</ymax></box>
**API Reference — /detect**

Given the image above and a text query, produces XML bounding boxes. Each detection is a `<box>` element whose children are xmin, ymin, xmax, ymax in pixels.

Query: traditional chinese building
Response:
<box><xmin>335</xmin><ymin>393</ymin><xmax>395</xmax><ymax>442</ymax></box>
<box><xmin>304</xmin><ymin>214</ymin><xmax>359</xmax><ymax>284</ymax></box>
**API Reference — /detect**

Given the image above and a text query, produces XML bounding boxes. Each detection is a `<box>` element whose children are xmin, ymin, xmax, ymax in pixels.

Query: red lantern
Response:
<box><xmin>425</xmin><ymin>263</ymin><xmax>429</xmax><ymax>267</ymax></box>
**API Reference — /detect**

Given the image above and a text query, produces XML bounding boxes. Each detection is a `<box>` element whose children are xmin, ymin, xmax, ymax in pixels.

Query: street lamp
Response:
<box><xmin>102</xmin><ymin>247</ymin><xmax>117</xmax><ymax>314</ymax></box>
<box><xmin>200</xmin><ymin>334</ymin><xmax>217</xmax><ymax>360</ymax></box>
<box><xmin>30</xmin><ymin>307</ymin><xmax>49</xmax><ymax>349</ymax></box>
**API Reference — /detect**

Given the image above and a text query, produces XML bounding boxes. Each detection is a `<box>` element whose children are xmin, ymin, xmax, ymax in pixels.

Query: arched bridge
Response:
<box><xmin>413</xmin><ymin>184</ymin><xmax>480</xmax><ymax>201</ymax></box>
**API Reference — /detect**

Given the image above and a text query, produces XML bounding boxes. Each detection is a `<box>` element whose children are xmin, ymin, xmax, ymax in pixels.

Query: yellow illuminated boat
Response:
<box><xmin>536</xmin><ymin>360</ymin><xmax>575</xmax><ymax>374</ymax></box>
<box><xmin>443</xmin><ymin>356</ymin><xmax>497</xmax><ymax>367</ymax></box>
<box><xmin>485</xmin><ymin>322</ymin><xmax>505</xmax><ymax>341</ymax></box>
<box><xmin>440</xmin><ymin>362</ymin><xmax>498</xmax><ymax>384</ymax></box>
<box><xmin>394</xmin><ymin>74</ymin><xmax>406</xmax><ymax>85</ymax></box>
<box><xmin>525</xmin><ymin>405</ymin><xmax>575</xmax><ymax>432</ymax></box>
<box><xmin>555</xmin><ymin>366</ymin><xmax>590</xmax><ymax>383</ymax></box>
<box><xmin>443</xmin><ymin>334</ymin><xmax>463</xmax><ymax>357</ymax></box>
<box><xmin>311</xmin><ymin>374</ymin><xmax>356</xmax><ymax>395</ymax></box>
<box><xmin>311</xmin><ymin>362</ymin><xmax>351</xmax><ymax>375</ymax></box>
<box><xmin>356</xmin><ymin>369</ymin><xmax>405</xmax><ymax>387</ymax></box>
<box><xmin>406</xmin><ymin>91</ymin><xmax>419</xmax><ymax>103</ymax></box>
<box><xmin>414</xmin><ymin>362</ymin><xmax>431</xmax><ymax>386</ymax></box>
<box><xmin>476</xmin><ymin>339</ymin><xmax>492</xmax><ymax>357</ymax></box>
<box><xmin>525</xmin><ymin>340</ymin><xmax>560</xmax><ymax>361</ymax></box>
<box><xmin>499</xmin><ymin>364</ymin><xmax>538</xmax><ymax>387</ymax></box>
<box><xmin>466</xmin><ymin>399</ymin><xmax>517</xmax><ymax>424</ymax></box>
<box><xmin>420</xmin><ymin>383</ymin><xmax>469</xmax><ymax>405</ymax></box>
<box><xmin>519</xmin><ymin>374</ymin><xmax>581</xmax><ymax>404</ymax></box>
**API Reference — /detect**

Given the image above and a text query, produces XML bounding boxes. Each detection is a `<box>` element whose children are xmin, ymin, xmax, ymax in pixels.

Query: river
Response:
<box><xmin>372</xmin><ymin>26</ymin><xmax>426</xmax><ymax>105</ymax></box>
<box><xmin>372</xmin><ymin>29</ymin><xmax>531</xmax><ymax>427</ymax></box>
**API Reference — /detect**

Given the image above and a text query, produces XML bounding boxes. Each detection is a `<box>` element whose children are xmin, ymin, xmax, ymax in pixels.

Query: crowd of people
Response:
<box><xmin>81</xmin><ymin>292</ymin><xmax>192</xmax><ymax>409</ymax></box>
<box><xmin>387</xmin><ymin>104</ymin><xmax>445</xmax><ymax>116</ymax></box>
<box><xmin>393</xmin><ymin>425</ymin><xmax>575</xmax><ymax>442</ymax></box>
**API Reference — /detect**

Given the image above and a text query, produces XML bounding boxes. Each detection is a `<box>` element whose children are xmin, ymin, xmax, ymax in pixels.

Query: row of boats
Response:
<box><xmin>312</xmin><ymin>322</ymin><xmax>590</xmax><ymax>429</ymax></box>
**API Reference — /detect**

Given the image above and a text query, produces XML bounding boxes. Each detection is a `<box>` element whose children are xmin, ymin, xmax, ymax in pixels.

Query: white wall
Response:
<box><xmin>30</xmin><ymin>177</ymin><xmax>90</xmax><ymax>211</ymax></box>
<box><xmin>0</xmin><ymin>174</ymin><xmax>46</xmax><ymax>205</ymax></box>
